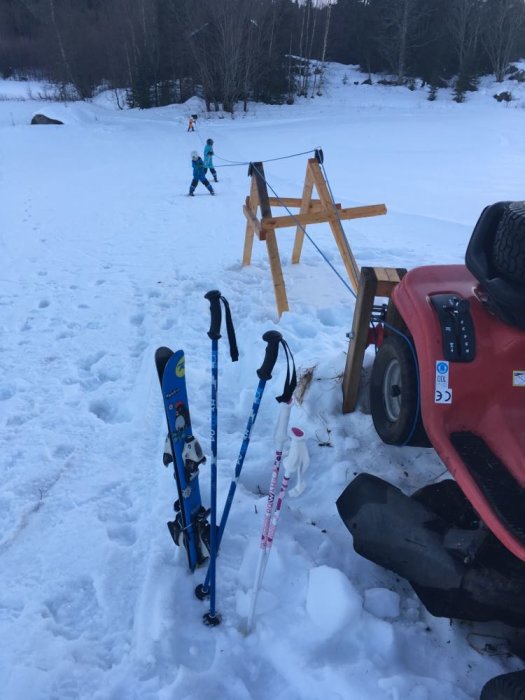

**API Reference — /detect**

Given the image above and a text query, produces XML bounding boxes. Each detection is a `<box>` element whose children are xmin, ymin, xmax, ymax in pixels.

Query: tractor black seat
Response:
<box><xmin>465</xmin><ymin>201</ymin><xmax>525</xmax><ymax>330</ymax></box>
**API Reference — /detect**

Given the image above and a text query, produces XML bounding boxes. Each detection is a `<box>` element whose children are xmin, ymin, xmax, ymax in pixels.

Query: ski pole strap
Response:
<box><xmin>275</xmin><ymin>337</ymin><xmax>296</xmax><ymax>404</ymax></box>
<box><xmin>220</xmin><ymin>295</ymin><xmax>239</xmax><ymax>362</ymax></box>
<box><xmin>204</xmin><ymin>290</ymin><xmax>239</xmax><ymax>361</ymax></box>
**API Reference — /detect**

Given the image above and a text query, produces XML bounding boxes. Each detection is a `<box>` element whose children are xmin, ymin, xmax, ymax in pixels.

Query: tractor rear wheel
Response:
<box><xmin>370</xmin><ymin>334</ymin><xmax>429</xmax><ymax>447</ymax></box>
<box><xmin>481</xmin><ymin>670</ymin><xmax>525</xmax><ymax>700</ymax></box>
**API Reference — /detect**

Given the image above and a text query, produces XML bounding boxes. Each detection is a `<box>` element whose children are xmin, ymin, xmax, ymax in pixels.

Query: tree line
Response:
<box><xmin>1</xmin><ymin>0</ymin><xmax>524</xmax><ymax>110</ymax></box>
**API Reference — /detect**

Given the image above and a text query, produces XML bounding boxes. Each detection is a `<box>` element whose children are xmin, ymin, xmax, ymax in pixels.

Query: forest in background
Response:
<box><xmin>1</xmin><ymin>0</ymin><xmax>525</xmax><ymax>110</ymax></box>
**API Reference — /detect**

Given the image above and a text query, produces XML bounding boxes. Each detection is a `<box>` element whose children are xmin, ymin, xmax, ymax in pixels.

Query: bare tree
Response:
<box><xmin>314</xmin><ymin>1</ymin><xmax>333</xmax><ymax>97</ymax></box>
<box><xmin>187</xmin><ymin>0</ymin><xmax>262</xmax><ymax>114</ymax></box>
<box><xmin>376</xmin><ymin>0</ymin><xmax>431</xmax><ymax>84</ymax></box>
<box><xmin>481</xmin><ymin>0</ymin><xmax>525</xmax><ymax>82</ymax></box>
<box><xmin>448</xmin><ymin>0</ymin><xmax>483</xmax><ymax>79</ymax></box>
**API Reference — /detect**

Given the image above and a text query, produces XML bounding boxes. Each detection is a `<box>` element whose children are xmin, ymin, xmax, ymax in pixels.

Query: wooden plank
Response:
<box><xmin>340</xmin><ymin>203</ymin><xmax>387</xmax><ymax>220</ymax></box>
<box><xmin>342</xmin><ymin>267</ymin><xmax>378</xmax><ymax>413</ymax></box>
<box><xmin>309</xmin><ymin>159</ymin><xmax>361</xmax><ymax>292</ymax></box>
<box><xmin>262</xmin><ymin>203</ymin><xmax>386</xmax><ymax>230</ymax></box>
<box><xmin>253</xmin><ymin>162</ymin><xmax>289</xmax><ymax>316</ymax></box>
<box><xmin>376</xmin><ymin>281</ymin><xmax>400</xmax><ymax>297</ymax></box>
<box><xmin>242</xmin><ymin>175</ymin><xmax>260</xmax><ymax>263</ymax></box>
<box><xmin>383</xmin><ymin>269</ymin><xmax>407</xmax><ymax>329</ymax></box>
<box><xmin>291</xmin><ymin>160</ymin><xmax>315</xmax><ymax>264</ymax></box>
<box><xmin>268</xmin><ymin>197</ymin><xmax>340</xmax><ymax>210</ymax></box>
<box><xmin>342</xmin><ymin>267</ymin><xmax>405</xmax><ymax>412</ymax></box>
<box><xmin>242</xmin><ymin>204</ymin><xmax>263</xmax><ymax>236</ymax></box>
<box><xmin>265</xmin><ymin>202</ymin><xmax>387</xmax><ymax>228</ymax></box>
<box><xmin>374</xmin><ymin>266</ymin><xmax>403</xmax><ymax>296</ymax></box>
<box><xmin>242</xmin><ymin>212</ymin><xmax>256</xmax><ymax>265</ymax></box>
<box><xmin>266</xmin><ymin>228</ymin><xmax>289</xmax><ymax>316</ymax></box>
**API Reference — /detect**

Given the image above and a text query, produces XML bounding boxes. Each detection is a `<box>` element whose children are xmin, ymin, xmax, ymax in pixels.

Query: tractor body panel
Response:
<box><xmin>392</xmin><ymin>264</ymin><xmax>525</xmax><ymax>560</ymax></box>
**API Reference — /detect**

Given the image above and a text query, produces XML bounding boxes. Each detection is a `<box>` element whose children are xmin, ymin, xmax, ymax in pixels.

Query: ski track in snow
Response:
<box><xmin>1</xmin><ymin>62</ymin><xmax>525</xmax><ymax>699</ymax></box>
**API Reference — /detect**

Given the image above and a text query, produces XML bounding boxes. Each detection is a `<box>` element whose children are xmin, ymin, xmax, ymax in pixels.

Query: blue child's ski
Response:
<box><xmin>155</xmin><ymin>347</ymin><xmax>210</xmax><ymax>571</ymax></box>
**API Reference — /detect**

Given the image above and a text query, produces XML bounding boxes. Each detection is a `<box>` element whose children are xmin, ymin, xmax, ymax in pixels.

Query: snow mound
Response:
<box><xmin>364</xmin><ymin>587</ymin><xmax>401</xmax><ymax>620</ymax></box>
<box><xmin>306</xmin><ymin>565</ymin><xmax>362</xmax><ymax>636</ymax></box>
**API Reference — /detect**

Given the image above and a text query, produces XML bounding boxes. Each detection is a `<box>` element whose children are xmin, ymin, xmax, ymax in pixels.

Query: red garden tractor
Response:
<box><xmin>337</xmin><ymin>201</ymin><xmax>525</xmax><ymax>630</ymax></box>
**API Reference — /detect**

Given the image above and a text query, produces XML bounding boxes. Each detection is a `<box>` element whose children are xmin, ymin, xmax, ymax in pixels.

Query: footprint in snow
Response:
<box><xmin>88</xmin><ymin>397</ymin><xmax>132</xmax><ymax>423</ymax></box>
<box><xmin>106</xmin><ymin>524</ymin><xmax>137</xmax><ymax>546</ymax></box>
<box><xmin>44</xmin><ymin>575</ymin><xmax>102</xmax><ymax>641</ymax></box>
<box><xmin>97</xmin><ymin>483</ymin><xmax>138</xmax><ymax>546</ymax></box>
<box><xmin>0</xmin><ymin>384</ymin><xmax>16</xmax><ymax>400</ymax></box>
<box><xmin>49</xmin><ymin>676</ymin><xmax>81</xmax><ymax>700</ymax></box>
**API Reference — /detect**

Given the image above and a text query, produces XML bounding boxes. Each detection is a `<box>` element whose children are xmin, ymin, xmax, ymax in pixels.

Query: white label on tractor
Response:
<box><xmin>435</xmin><ymin>361</ymin><xmax>452</xmax><ymax>404</ymax></box>
<box><xmin>513</xmin><ymin>370</ymin><xmax>525</xmax><ymax>387</ymax></box>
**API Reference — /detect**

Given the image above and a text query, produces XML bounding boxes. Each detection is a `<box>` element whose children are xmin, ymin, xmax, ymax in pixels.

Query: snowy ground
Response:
<box><xmin>1</xmin><ymin>63</ymin><xmax>524</xmax><ymax>700</ymax></box>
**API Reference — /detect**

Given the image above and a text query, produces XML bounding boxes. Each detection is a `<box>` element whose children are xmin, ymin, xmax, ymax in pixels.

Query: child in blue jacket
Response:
<box><xmin>203</xmin><ymin>138</ymin><xmax>218</xmax><ymax>182</ymax></box>
<box><xmin>189</xmin><ymin>151</ymin><xmax>214</xmax><ymax>196</ymax></box>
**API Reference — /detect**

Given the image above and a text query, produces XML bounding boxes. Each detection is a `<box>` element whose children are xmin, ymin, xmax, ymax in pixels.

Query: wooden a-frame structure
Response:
<box><xmin>241</xmin><ymin>154</ymin><xmax>387</xmax><ymax>316</ymax></box>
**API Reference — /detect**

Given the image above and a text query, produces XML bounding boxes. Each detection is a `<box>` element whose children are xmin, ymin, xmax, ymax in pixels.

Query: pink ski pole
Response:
<box><xmin>247</xmin><ymin>425</ymin><xmax>307</xmax><ymax>632</ymax></box>
<box><xmin>246</xmin><ymin>400</ymin><xmax>292</xmax><ymax>631</ymax></box>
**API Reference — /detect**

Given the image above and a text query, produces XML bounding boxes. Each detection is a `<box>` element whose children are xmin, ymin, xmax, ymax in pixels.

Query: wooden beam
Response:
<box><xmin>242</xmin><ymin>176</ymin><xmax>260</xmax><ymax>264</ymax></box>
<box><xmin>340</xmin><ymin>203</ymin><xmax>387</xmax><ymax>220</ymax></box>
<box><xmin>262</xmin><ymin>203</ymin><xmax>386</xmax><ymax>230</ymax></box>
<box><xmin>309</xmin><ymin>159</ymin><xmax>361</xmax><ymax>291</ymax></box>
<box><xmin>242</xmin><ymin>204</ymin><xmax>264</xmax><ymax>237</ymax></box>
<box><xmin>374</xmin><ymin>267</ymin><xmax>404</xmax><ymax>297</ymax></box>
<box><xmin>253</xmin><ymin>162</ymin><xmax>289</xmax><ymax>316</ymax></box>
<box><xmin>268</xmin><ymin>197</ymin><xmax>341</xmax><ymax>210</ymax></box>
<box><xmin>291</xmin><ymin>160</ymin><xmax>315</xmax><ymax>264</ymax></box>
<box><xmin>342</xmin><ymin>268</ymin><xmax>379</xmax><ymax>414</ymax></box>
<box><xmin>266</xmin><ymin>228</ymin><xmax>289</xmax><ymax>316</ymax></box>
<box><xmin>342</xmin><ymin>267</ymin><xmax>406</xmax><ymax>413</ymax></box>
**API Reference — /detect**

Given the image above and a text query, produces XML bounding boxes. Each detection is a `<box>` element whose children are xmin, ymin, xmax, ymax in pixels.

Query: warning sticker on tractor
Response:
<box><xmin>513</xmin><ymin>371</ymin><xmax>525</xmax><ymax>387</ymax></box>
<box><xmin>435</xmin><ymin>360</ymin><xmax>452</xmax><ymax>404</ymax></box>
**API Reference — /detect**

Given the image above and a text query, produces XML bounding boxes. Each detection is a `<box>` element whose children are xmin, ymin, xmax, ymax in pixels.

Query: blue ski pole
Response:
<box><xmin>201</xmin><ymin>290</ymin><xmax>238</xmax><ymax>627</ymax></box>
<box><xmin>204</xmin><ymin>290</ymin><xmax>221</xmax><ymax>626</ymax></box>
<box><xmin>196</xmin><ymin>330</ymin><xmax>282</xmax><ymax>607</ymax></box>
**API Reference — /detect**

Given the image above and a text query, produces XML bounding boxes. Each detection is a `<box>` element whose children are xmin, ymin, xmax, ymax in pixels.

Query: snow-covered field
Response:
<box><xmin>1</xmin><ymin>63</ymin><xmax>524</xmax><ymax>700</ymax></box>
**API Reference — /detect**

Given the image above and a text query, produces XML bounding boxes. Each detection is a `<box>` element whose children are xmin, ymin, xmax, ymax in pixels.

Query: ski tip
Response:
<box><xmin>155</xmin><ymin>346</ymin><xmax>174</xmax><ymax>381</ymax></box>
<box><xmin>156</xmin><ymin>346</ymin><xmax>173</xmax><ymax>356</ymax></box>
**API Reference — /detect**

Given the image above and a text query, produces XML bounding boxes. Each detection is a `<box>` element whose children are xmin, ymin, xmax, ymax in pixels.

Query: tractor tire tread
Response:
<box><xmin>481</xmin><ymin>670</ymin><xmax>525</xmax><ymax>700</ymax></box>
<box><xmin>492</xmin><ymin>202</ymin><xmax>525</xmax><ymax>285</ymax></box>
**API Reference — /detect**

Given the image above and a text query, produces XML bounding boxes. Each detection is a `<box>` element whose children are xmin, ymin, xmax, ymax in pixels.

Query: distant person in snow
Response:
<box><xmin>203</xmin><ymin>138</ymin><xmax>218</xmax><ymax>182</ymax></box>
<box><xmin>187</xmin><ymin>117</ymin><xmax>195</xmax><ymax>132</ymax></box>
<box><xmin>189</xmin><ymin>151</ymin><xmax>215</xmax><ymax>196</ymax></box>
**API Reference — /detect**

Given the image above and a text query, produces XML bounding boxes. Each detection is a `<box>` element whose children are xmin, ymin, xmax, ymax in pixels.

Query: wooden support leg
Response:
<box><xmin>309</xmin><ymin>159</ymin><xmax>360</xmax><ymax>292</ymax></box>
<box><xmin>291</xmin><ymin>161</ymin><xmax>314</xmax><ymax>264</ymax></box>
<box><xmin>342</xmin><ymin>268</ymin><xmax>379</xmax><ymax>414</ymax></box>
<box><xmin>242</xmin><ymin>178</ymin><xmax>260</xmax><ymax>265</ymax></box>
<box><xmin>342</xmin><ymin>267</ymin><xmax>406</xmax><ymax>413</ymax></box>
<box><xmin>252</xmin><ymin>162</ymin><xmax>289</xmax><ymax>316</ymax></box>
<box><xmin>265</xmin><ymin>227</ymin><xmax>289</xmax><ymax>316</ymax></box>
<box><xmin>242</xmin><ymin>223</ymin><xmax>255</xmax><ymax>266</ymax></box>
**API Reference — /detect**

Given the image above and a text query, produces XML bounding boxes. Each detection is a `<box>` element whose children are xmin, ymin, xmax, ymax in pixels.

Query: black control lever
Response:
<box><xmin>430</xmin><ymin>294</ymin><xmax>475</xmax><ymax>362</ymax></box>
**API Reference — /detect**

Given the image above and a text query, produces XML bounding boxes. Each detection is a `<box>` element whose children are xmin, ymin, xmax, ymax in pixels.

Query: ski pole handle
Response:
<box><xmin>205</xmin><ymin>290</ymin><xmax>222</xmax><ymax>340</ymax></box>
<box><xmin>257</xmin><ymin>330</ymin><xmax>282</xmax><ymax>381</ymax></box>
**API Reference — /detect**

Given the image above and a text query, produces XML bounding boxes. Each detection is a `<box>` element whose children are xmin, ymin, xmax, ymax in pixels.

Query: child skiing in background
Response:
<box><xmin>187</xmin><ymin>117</ymin><xmax>195</xmax><ymax>132</ymax></box>
<box><xmin>189</xmin><ymin>151</ymin><xmax>215</xmax><ymax>196</ymax></box>
<box><xmin>203</xmin><ymin>138</ymin><xmax>218</xmax><ymax>182</ymax></box>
